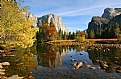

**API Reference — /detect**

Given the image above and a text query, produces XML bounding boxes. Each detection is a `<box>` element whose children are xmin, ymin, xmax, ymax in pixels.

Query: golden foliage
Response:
<box><xmin>0</xmin><ymin>1</ymin><xmax>38</xmax><ymax>48</ymax></box>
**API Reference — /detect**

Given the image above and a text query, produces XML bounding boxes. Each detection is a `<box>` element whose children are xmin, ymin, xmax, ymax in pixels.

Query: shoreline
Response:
<box><xmin>45</xmin><ymin>42</ymin><xmax>121</xmax><ymax>48</ymax></box>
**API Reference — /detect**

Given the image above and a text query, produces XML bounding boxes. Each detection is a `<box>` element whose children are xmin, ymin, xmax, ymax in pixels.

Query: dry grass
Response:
<box><xmin>86</xmin><ymin>39</ymin><xmax>118</xmax><ymax>41</ymax></box>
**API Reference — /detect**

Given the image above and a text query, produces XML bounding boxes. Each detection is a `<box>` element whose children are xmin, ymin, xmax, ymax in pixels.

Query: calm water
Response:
<box><xmin>1</xmin><ymin>44</ymin><xmax>121</xmax><ymax>79</ymax></box>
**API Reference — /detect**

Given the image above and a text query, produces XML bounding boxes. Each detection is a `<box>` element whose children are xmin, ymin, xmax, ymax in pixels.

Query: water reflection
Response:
<box><xmin>0</xmin><ymin>46</ymin><xmax>37</xmax><ymax>77</ymax></box>
<box><xmin>1</xmin><ymin>44</ymin><xmax>121</xmax><ymax>78</ymax></box>
<box><xmin>37</xmin><ymin>45</ymin><xmax>68</xmax><ymax>68</ymax></box>
<box><xmin>87</xmin><ymin>46</ymin><xmax>121</xmax><ymax>73</ymax></box>
<box><xmin>35</xmin><ymin>44</ymin><xmax>121</xmax><ymax>79</ymax></box>
<box><xmin>36</xmin><ymin>45</ymin><xmax>121</xmax><ymax>73</ymax></box>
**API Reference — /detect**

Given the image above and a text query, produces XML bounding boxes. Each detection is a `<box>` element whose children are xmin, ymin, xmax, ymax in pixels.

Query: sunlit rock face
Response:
<box><xmin>37</xmin><ymin>14</ymin><xmax>68</xmax><ymax>33</ymax></box>
<box><xmin>102</xmin><ymin>8</ymin><xmax>121</xmax><ymax>19</ymax></box>
<box><xmin>22</xmin><ymin>12</ymin><xmax>37</xmax><ymax>27</ymax></box>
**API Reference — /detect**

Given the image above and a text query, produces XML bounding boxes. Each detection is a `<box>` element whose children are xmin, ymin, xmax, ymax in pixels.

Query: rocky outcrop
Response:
<box><xmin>37</xmin><ymin>14</ymin><xmax>68</xmax><ymax>33</ymax></box>
<box><xmin>22</xmin><ymin>12</ymin><xmax>37</xmax><ymax>27</ymax></box>
<box><xmin>87</xmin><ymin>16</ymin><xmax>109</xmax><ymax>38</ymax></box>
<box><xmin>102</xmin><ymin>8</ymin><xmax>121</xmax><ymax>19</ymax></box>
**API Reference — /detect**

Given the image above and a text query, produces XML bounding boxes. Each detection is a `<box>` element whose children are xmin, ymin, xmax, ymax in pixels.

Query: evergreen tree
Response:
<box><xmin>57</xmin><ymin>29</ymin><xmax>63</xmax><ymax>39</ymax></box>
<box><xmin>89</xmin><ymin>30</ymin><xmax>95</xmax><ymax>38</ymax></box>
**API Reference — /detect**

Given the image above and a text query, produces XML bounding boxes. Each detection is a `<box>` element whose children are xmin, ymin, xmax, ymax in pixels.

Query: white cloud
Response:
<box><xmin>25</xmin><ymin>0</ymin><xmax>121</xmax><ymax>17</ymax></box>
<box><xmin>56</xmin><ymin>2</ymin><xmax>121</xmax><ymax>16</ymax></box>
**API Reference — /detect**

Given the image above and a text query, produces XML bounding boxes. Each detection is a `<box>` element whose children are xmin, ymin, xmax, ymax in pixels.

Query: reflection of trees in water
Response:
<box><xmin>68</xmin><ymin>45</ymin><xmax>88</xmax><ymax>52</ymax></box>
<box><xmin>36</xmin><ymin>44</ymin><xmax>121</xmax><ymax>73</ymax></box>
<box><xmin>87</xmin><ymin>46</ymin><xmax>121</xmax><ymax>73</ymax></box>
<box><xmin>1</xmin><ymin>47</ymin><xmax>37</xmax><ymax>77</ymax></box>
<box><xmin>37</xmin><ymin>45</ymin><xmax>68</xmax><ymax>68</ymax></box>
<box><xmin>36</xmin><ymin>45</ymin><xmax>88</xmax><ymax>68</ymax></box>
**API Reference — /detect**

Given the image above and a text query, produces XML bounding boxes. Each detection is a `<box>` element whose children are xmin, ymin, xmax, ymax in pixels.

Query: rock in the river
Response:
<box><xmin>1</xmin><ymin>62</ymin><xmax>10</xmax><ymax>66</ymax></box>
<box><xmin>116</xmin><ymin>70</ymin><xmax>121</xmax><ymax>73</ymax></box>
<box><xmin>83</xmin><ymin>62</ymin><xmax>91</xmax><ymax>68</ymax></box>
<box><xmin>71</xmin><ymin>58</ymin><xmax>76</xmax><ymax>62</ymax></box>
<box><xmin>73</xmin><ymin>62</ymin><xmax>83</xmax><ymax>69</ymax></box>
<box><xmin>0</xmin><ymin>63</ymin><xmax>3</xmax><ymax>69</ymax></box>
<box><xmin>8</xmin><ymin>75</ymin><xmax>19</xmax><ymax>79</ymax></box>
<box><xmin>0</xmin><ymin>69</ymin><xmax>5</xmax><ymax>72</ymax></box>
<box><xmin>89</xmin><ymin>66</ymin><xmax>96</xmax><ymax>70</ymax></box>
<box><xmin>8</xmin><ymin>75</ymin><xmax>23</xmax><ymax>79</ymax></box>
<box><xmin>100</xmin><ymin>61</ymin><xmax>108</xmax><ymax>69</ymax></box>
<box><xmin>0</xmin><ymin>71</ymin><xmax>5</xmax><ymax>75</ymax></box>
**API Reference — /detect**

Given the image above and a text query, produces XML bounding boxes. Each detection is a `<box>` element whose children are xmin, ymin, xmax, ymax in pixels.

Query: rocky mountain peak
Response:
<box><xmin>37</xmin><ymin>14</ymin><xmax>68</xmax><ymax>33</ymax></box>
<box><xmin>102</xmin><ymin>8</ymin><xmax>121</xmax><ymax>19</ymax></box>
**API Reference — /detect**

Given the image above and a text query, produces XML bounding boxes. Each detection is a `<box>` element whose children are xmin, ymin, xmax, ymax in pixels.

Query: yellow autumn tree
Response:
<box><xmin>80</xmin><ymin>32</ymin><xmax>86</xmax><ymax>42</ymax></box>
<box><xmin>0</xmin><ymin>1</ymin><xmax>38</xmax><ymax>48</ymax></box>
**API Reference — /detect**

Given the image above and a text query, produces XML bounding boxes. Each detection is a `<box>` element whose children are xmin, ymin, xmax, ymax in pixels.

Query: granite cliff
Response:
<box><xmin>37</xmin><ymin>14</ymin><xmax>68</xmax><ymax>33</ymax></box>
<box><xmin>87</xmin><ymin>8</ymin><xmax>121</xmax><ymax>38</ymax></box>
<box><xmin>102</xmin><ymin>8</ymin><xmax>121</xmax><ymax>19</ymax></box>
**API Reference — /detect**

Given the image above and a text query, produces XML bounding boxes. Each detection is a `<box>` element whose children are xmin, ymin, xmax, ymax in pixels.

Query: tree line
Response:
<box><xmin>36</xmin><ymin>20</ymin><xmax>87</xmax><ymax>43</ymax></box>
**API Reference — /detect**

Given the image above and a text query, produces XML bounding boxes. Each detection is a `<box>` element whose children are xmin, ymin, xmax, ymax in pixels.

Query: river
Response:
<box><xmin>1</xmin><ymin>44</ymin><xmax>121</xmax><ymax>79</ymax></box>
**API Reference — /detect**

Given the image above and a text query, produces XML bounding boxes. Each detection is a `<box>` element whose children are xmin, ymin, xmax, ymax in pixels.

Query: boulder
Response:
<box><xmin>0</xmin><ymin>71</ymin><xmax>5</xmax><ymax>75</ymax></box>
<box><xmin>1</xmin><ymin>62</ymin><xmax>10</xmax><ymax>66</ymax></box>
<box><xmin>0</xmin><ymin>63</ymin><xmax>3</xmax><ymax>69</ymax></box>
<box><xmin>73</xmin><ymin>62</ymin><xmax>83</xmax><ymax>69</ymax></box>
<box><xmin>116</xmin><ymin>70</ymin><xmax>121</xmax><ymax>73</ymax></box>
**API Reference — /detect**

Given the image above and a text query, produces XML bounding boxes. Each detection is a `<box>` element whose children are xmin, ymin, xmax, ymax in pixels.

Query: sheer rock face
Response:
<box><xmin>22</xmin><ymin>12</ymin><xmax>37</xmax><ymax>27</ymax></box>
<box><xmin>102</xmin><ymin>8</ymin><xmax>121</xmax><ymax>19</ymax></box>
<box><xmin>37</xmin><ymin>14</ymin><xmax>68</xmax><ymax>33</ymax></box>
<box><xmin>87</xmin><ymin>8</ymin><xmax>121</xmax><ymax>38</ymax></box>
<box><xmin>88</xmin><ymin>16</ymin><xmax>109</xmax><ymax>30</ymax></box>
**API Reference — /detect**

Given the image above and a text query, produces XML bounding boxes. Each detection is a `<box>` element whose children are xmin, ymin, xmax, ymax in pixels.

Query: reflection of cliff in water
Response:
<box><xmin>87</xmin><ymin>46</ymin><xmax>121</xmax><ymax>73</ymax></box>
<box><xmin>37</xmin><ymin>45</ymin><xmax>68</xmax><ymax>68</ymax></box>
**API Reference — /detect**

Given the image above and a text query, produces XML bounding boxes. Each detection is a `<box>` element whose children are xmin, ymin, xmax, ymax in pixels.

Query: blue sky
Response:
<box><xmin>21</xmin><ymin>0</ymin><xmax>121</xmax><ymax>32</ymax></box>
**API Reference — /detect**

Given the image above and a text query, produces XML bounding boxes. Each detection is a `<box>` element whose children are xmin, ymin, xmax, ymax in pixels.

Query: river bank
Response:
<box><xmin>45</xmin><ymin>40</ymin><xmax>121</xmax><ymax>48</ymax></box>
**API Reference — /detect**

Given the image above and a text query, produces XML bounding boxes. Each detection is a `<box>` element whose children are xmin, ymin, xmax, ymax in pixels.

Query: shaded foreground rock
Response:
<box><xmin>1</xmin><ymin>62</ymin><xmax>10</xmax><ymax>66</ymax></box>
<box><xmin>73</xmin><ymin>62</ymin><xmax>83</xmax><ymax>69</ymax></box>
